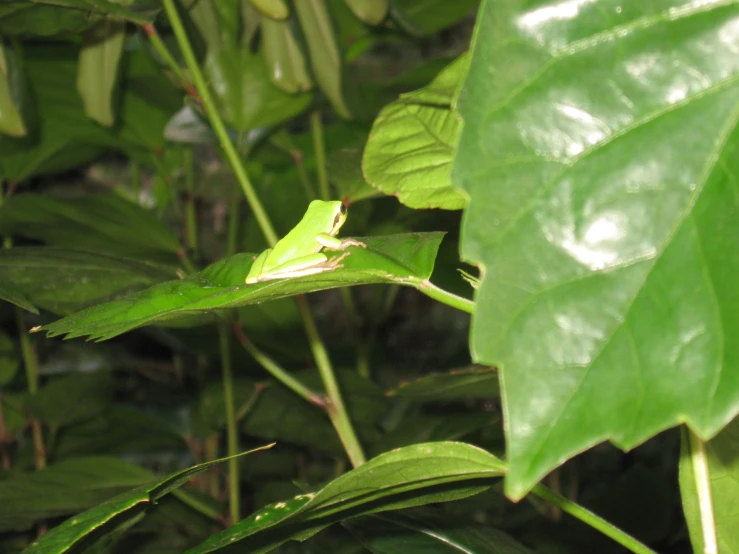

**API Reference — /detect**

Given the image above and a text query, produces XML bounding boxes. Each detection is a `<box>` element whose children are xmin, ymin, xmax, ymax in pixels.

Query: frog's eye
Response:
<box><xmin>334</xmin><ymin>203</ymin><xmax>348</xmax><ymax>226</ymax></box>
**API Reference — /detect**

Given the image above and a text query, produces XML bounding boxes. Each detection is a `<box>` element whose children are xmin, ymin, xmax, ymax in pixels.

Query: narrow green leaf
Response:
<box><xmin>294</xmin><ymin>0</ymin><xmax>351</xmax><ymax>118</ymax></box>
<box><xmin>679</xmin><ymin>420</ymin><xmax>739</xmax><ymax>554</ymax></box>
<box><xmin>387</xmin><ymin>366</ymin><xmax>498</xmax><ymax>401</ymax></box>
<box><xmin>0</xmin><ymin>40</ymin><xmax>27</xmax><ymax>136</ymax></box>
<box><xmin>21</xmin><ymin>445</ymin><xmax>273</xmax><ymax>554</ymax></box>
<box><xmin>345</xmin><ymin>509</ymin><xmax>533</xmax><ymax>553</ymax></box>
<box><xmin>76</xmin><ymin>19</ymin><xmax>126</xmax><ymax>127</ymax></box>
<box><xmin>260</xmin><ymin>14</ymin><xmax>313</xmax><ymax>93</ymax></box>
<box><xmin>0</xmin><ymin>247</ymin><xmax>177</xmax><ymax>315</ymax></box>
<box><xmin>453</xmin><ymin>0</ymin><xmax>739</xmax><ymax>500</ymax></box>
<box><xmin>343</xmin><ymin>0</ymin><xmax>388</xmax><ymax>25</ymax></box>
<box><xmin>363</xmin><ymin>55</ymin><xmax>468</xmax><ymax>210</ymax></box>
<box><xmin>187</xmin><ymin>442</ymin><xmax>504</xmax><ymax>553</ymax></box>
<box><xmin>0</xmin><ymin>193</ymin><xmax>182</xmax><ymax>264</ymax></box>
<box><xmin>42</xmin><ymin>233</ymin><xmax>445</xmax><ymax>341</ymax></box>
<box><xmin>205</xmin><ymin>46</ymin><xmax>312</xmax><ymax>132</ymax></box>
<box><xmin>0</xmin><ymin>279</ymin><xmax>38</xmax><ymax>314</ymax></box>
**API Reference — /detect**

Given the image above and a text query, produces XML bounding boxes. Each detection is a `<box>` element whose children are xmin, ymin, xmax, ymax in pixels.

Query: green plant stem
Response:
<box><xmin>140</xmin><ymin>22</ymin><xmax>193</xmax><ymax>98</ymax></box>
<box><xmin>531</xmin><ymin>484</ymin><xmax>657</xmax><ymax>554</ymax></box>
<box><xmin>218</xmin><ymin>321</ymin><xmax>239</xmax><ymax>523</ymax></box>
<box><xmin>16</xmin><ymin>307</ymin><xmax>45</xmax><ymax>470</ymax></box>
<box><xmin>183</xmin><ymin>146</ymin><xmax>199</xmax><ymax>251</ymax></box>
<box><xmin>687</xmin><ymin>428</ymin><xmax>717</xmax><ymax>554</ymax></box>
<box><xmin>226</xmin><ymin>182</ymin><xmax>241</xmax><ymax>257</ymax></box>
<box><xmin>415</xmin><ymin>279</ymin><xmax>475</xmax><ymax>313</ymax></box>
<box><xmin>231</xmin><ymin>323</ymin><xmax>325</xmax><ymax>408</ymax></box>
<box><xmin>235</xmin><ymin>382</ymin><xmax>268</xmax><ymax>422</ymax></box>
<box><xmin>162</xmin><ymin>0</ymin><xmax>278</xmax><ymax>247</ymax></box>
<box><xmin>311</xmin><ymin>110</ymin><xmax>330</xmax><ymax>200</ymax></box>
<box><xmin>296</xmin><ymin>295</ymin><xmax>366</xmax><ymax>467</ymax></box>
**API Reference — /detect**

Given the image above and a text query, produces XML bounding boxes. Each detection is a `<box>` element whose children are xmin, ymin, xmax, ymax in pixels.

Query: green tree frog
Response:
<box><xmin>245</xmin><ymin>200</ymin><xmax>366</xmax><ymax>284</ymax></box>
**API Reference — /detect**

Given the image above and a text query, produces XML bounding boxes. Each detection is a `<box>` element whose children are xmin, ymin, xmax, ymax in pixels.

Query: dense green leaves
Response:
<box><xmin>42</xmin><ymin>233</ymin><xmax>444</xmax><ymax>341</ymax></box>
<box><xmin>0</xmin><ymin>193</ymin><xmax>182</xmax><ymax>264</ymax></box>
<box><xmin>364</xmin><ymin>55</ymin><xmax>468</xmax><ymax>210</ymax></box>
<box><xmin>0</xmin><ymin>247</ymin><xmax>177</xmax><ymax>315</ymax></box>
<box><xmin>454</xmin><ymin>0</ymin><xmax>739</xmax><ymax>499</ymax></box>
<box><xmin>0</xmin><ymin>457</ymin><xmax>153</xmax><ymax>532</ymax></box>
<box><xmin>187</xmin><ymin>442</ymin><xmax>505</xmax><ymax>553</ymax></box>
<box><xmin>21</xmin><ymin>447</ymin><xmax>272</xmax><ymax>554</ymax></box>
<box><xmin>205</xmin><ymin>48</ymin><xmax>312</xmax><ymax>133</ymax></box>
<box><xmin>345</xmin><ymin>509</ymin><xmax>533</xmax><ymax>553</ymax></box>
<box><xmin>387</xmin><ymin>366</ymin><xmax>498</xmax><ymax>401</ymax></box>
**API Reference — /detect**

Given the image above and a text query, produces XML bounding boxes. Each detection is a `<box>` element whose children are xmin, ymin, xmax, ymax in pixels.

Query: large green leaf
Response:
<box><xmin>42</xmin><ymin>233</ymin><xmax>445</xmax><ymax>341</ymax></box>
<box><xmin>0</xmin><ymin>247</ymin><xmax>177</xmax><ymax>315</ymax></box>
<box><xmin>187</xmin><ymin>442</ymin><xmax>505</xmax><ymax>553</ymax></box>
<box><xmin>21</xmin><ymin>446</ymin><xmax>272</xmax><ymax>554</ymax></box>
<box><xmin>363</xmin><ymin>55</ymin><xmax>468</xmax><ymax>210</ymax></box>
<box><xmin>0</xmin><ymin>193</ymin><xmax>182</xmax><ymax>264</ymax></box>
<box><xmin>453</xmin><ymin>0</ymin><xmax>739</xmax><ymax>499</ymax></box>
<box><xmin>679</xmin><ymin>420</ymin><xmax>739</xmax><ymax>554</ymax></box>
<box><xmin>345</xmin><ymin>509</ymin><xmax>532</xmax><ymax>553</ymax></box>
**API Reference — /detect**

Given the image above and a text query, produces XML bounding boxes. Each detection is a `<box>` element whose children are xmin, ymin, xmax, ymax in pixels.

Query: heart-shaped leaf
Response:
<box><xmin>453</xmin><ymin>0</ymin><xmax>739</xmax><ymax>499</ymax></box>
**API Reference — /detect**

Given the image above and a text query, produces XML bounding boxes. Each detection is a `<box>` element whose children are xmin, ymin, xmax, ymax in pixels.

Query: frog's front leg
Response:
<box><xmin>316</xmin><ymin>233</ymin><xmax>366</xmax><ymax>250</ymax></box>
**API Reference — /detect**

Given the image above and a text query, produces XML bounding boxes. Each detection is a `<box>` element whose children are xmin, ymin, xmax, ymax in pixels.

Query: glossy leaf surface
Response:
<box><xmin>42</xmin><ymin>233</ymin><xmax>444</xmax><ymax>341</ymax></box>
<box><xmin>453</xmin><ymin>0</ymin><xmax>739</xmax><ymax>499</ymax></box>
<box><xmin>364</xmin><ymin>55</ymin><xmax>468</xmax><ymax>210</ymax></box>
<box><xmin>679</xmin><ymin>420</ymin><xmax>739</xmax><ymax>554</ymax></box>
<box><xmin>188</xmin><ymin>442</ymin><xmax>504</xmax><ymax>553</ymax></box>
